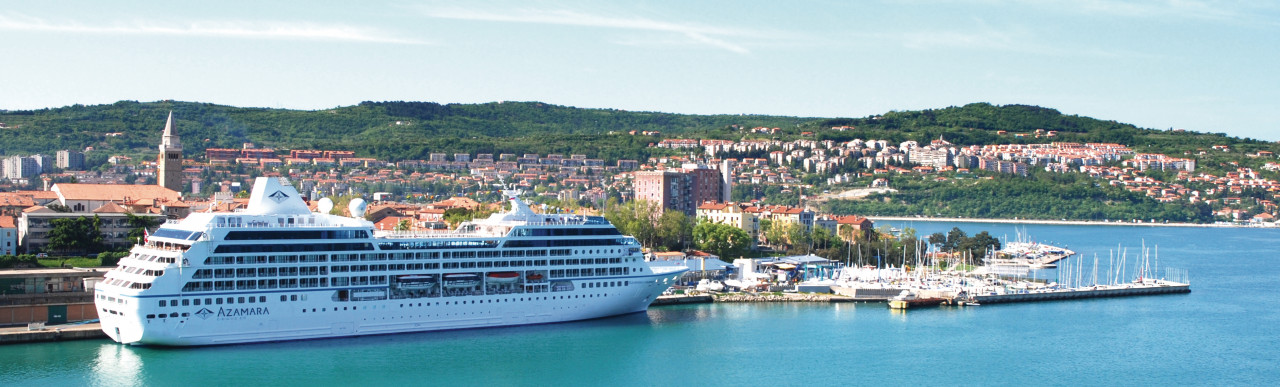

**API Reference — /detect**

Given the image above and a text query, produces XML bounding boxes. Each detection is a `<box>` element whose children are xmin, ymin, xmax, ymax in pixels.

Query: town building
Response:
<box><xmin>0</xmin><ymin>215</ymin><xmax>17</xmax><ymax>255</ymax></box>
<box><xmin>56</xmin><ymin>150</ymin><xmax>86</xmax><ymax>170</ymax></box>
<box><xmin>18</xmin><ymin>203</ymin><xmax>167</xmax><ymax>253</ymax></box>
<box><xmin>3</xmin><ymin>155</ymin><xmax>39</xmax><ymax>180</ymax></box>
<box><xmin>634</xmin><ymin>163</ymin><xmax>729</xmax><ymax>217</ymax></box>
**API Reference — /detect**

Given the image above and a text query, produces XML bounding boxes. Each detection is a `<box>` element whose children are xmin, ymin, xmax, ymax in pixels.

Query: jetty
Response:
<box><xmin>971</xmin><ymin>279</ymin><xmax>1189</xmax><ymax>304</ymax></box>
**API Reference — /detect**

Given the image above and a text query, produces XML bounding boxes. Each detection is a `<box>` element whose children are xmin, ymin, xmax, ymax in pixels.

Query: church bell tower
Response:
<box><xmin>157</xmin><ymin>111</ymin><xmax>184</xmax><ymax>192</ymax></box>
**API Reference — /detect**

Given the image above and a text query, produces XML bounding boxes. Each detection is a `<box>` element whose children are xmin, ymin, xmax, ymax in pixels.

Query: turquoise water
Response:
<box><xmin>2</xmin><ymin>223</ymin><xmax>1278</xmax><ymax>386</ymax></box>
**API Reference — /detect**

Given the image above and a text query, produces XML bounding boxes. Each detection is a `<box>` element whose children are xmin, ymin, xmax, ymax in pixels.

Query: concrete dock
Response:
<box><xmin>973</xmin><ymin>282</ymin><xmax>1190</xmax><ymax>304</ymax></box>
<box><xmin>0</xmin><ymin>322</ymin><xmax>107</xmax><ymax>344</ymax></box>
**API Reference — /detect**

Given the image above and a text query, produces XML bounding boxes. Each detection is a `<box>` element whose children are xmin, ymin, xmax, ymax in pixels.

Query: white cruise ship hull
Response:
<box><xmin>94</xmin><ymin>177</ymin><xmax>691</xmax><ymax>346</ymax></box>
<box><xmin>98</xmin><ymin>267</ymin><xmax>684</xmax><ymax>346</ymax></box>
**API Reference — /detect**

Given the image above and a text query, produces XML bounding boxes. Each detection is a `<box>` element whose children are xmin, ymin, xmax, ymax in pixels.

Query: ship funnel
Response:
<box><xmin>245</xmin><ymin>177</ymin><xmax>311</xmax><ymax>215</ymax></box>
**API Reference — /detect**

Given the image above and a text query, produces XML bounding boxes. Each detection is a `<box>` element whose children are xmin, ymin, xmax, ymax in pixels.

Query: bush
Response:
<box><xmin>98</xmin><ymin>251</ymin><xmax>129</xmax><ymax>267</ymax></box>
<box><xmin>38</xmin><ymin>257</ymin><xmax>100</xmax><ymax>268</ymax></box>
<box><xmin>0</xmin><ymin>254</ymin><xmax>41</xmax><ymax>269</ymax></box>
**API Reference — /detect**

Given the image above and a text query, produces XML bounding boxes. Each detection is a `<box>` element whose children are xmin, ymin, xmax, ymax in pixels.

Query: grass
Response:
<box><xmin>37</xmin><ymin>257</ymin><xmax>102</xmax><ymax>268</ymax></box>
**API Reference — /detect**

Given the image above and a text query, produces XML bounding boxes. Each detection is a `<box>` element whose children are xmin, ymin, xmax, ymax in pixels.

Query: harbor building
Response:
<box><xmin>0</xmin><ymin>268</ymin><xmax>104</xmax><ymax>326</ymax></box>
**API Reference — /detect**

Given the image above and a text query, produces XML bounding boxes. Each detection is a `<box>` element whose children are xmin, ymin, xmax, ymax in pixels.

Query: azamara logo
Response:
<box><xmin>218</xmin><ymin>307</ymin><xmax>270</xmax><ymax>317</ymax></box>
<box><xmin>195</xmin><ymin>308</ymin><xmax>214</xmax><ymax>319</ymax></box>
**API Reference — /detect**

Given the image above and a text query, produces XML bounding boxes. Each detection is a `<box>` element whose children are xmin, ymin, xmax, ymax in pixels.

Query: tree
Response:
<box><xmin>603</xmin><ymin>199</ymin><xmax>662</xmax><ymax>248</ymax></box>
<box><xmin>956</xmin><ymin>231</ymin><xmax>1001</xmax><ymax>258</ymax></box>
<box><xmin>125</xmin><ymin>213</ymin><xmax>163</xmax><ymax>245</ymax></box>
<box><xmin>656</xmin><ymin>210</ymin><xmax>693</xmax><ymax>252</ymax></box>
<box><xmin>442</xmin><ymin>207</ymin><xmax>497</xmax><ymax>229</ymax></box>
<box><xmin>928</xmin><ymin>232</ymin><xmax>947</xmax><ymax>248</ymax></box>
<box><xmin>784</xmin><ymin>222</ymin><xmax>810</xmax><ymax>252</ymax></box>
<box><xmin>396</xmin><ymin>219</ymin><xmax>412</xmax><ymax>231</ymax></box>
<box><xmin>46</xmin><ymin>216</ymin><xmax>104</xmax><ymax>254</ymax></box>
<box><xmin>692</xmin><ymin>222</ymin><xmax>751</xmax><ymax>259</ymax></box>
<box><xmin>945</xmin><ymin>227</ymin><xmax>968</xmax><ymax>251</ymax></box>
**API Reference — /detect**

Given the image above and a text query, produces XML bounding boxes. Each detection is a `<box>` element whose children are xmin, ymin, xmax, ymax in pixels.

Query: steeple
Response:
<box><xmin>157</xmin><ymin>111</ymin><xmax>184</xmax><ymax>192</ymax></box>
<box><xmin>160</xmin><ymin>111</ymin><xmax>182</xmax><ymax>151</ymax></box>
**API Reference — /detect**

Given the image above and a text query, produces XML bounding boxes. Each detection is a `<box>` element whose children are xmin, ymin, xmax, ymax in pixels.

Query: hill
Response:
<box><xmin>0</xmin><ymin>100</ymin><xmax>809</xmax><ymax>162</ymax></box>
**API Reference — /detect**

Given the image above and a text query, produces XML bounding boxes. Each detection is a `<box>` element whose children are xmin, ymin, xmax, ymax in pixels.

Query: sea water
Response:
<box><xmin>1</xmin><ymin>223</ymin><xmax>1277</xmax><ymax>386</ymax></box>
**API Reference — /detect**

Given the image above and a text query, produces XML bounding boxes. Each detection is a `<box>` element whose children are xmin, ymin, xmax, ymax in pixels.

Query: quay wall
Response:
<box><xmin>0</xmin><ymin>323</ymin><xmax>106</xmax><ymax>344</ymax></box>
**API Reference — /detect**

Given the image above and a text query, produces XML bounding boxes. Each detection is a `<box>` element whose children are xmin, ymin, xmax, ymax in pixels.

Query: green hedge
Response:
<box><xmin>0</xmin><ymin>254</ymin><xmax>41</xmax><ymax>269</ymax></box>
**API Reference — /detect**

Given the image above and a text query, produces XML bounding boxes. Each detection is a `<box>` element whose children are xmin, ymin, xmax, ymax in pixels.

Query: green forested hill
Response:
<box><xmin>0</xmin><ymin>100</ymin><xmax>1272</xmax><ymax>166</ymax></box>
<box><xmin>0</xmin><ymin>100</ymin><xmax>808</xmax><ymax>161</ymax></box>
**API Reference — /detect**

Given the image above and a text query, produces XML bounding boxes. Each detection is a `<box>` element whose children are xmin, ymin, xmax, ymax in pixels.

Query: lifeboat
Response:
<box><xmin>395</xmin><ymin>274</ymin><xmax>437</xmax><ymax>289</ymax></box>
<box><xmin>486</xmin><ymin>272</ymin><xmax>520</xmax><ymax>284</ymax></box>
<box><xmin>526</xmin><ymin>273</ymin><xmax>545</xmax><ymax>281</ymax></box>
<box><xmin>442</xmin><ymin>273</ymin><xmax>481</xmax><ymax>288</ymax></box>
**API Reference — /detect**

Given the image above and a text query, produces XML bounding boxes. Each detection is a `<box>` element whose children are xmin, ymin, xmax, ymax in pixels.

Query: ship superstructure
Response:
<box><xmin>94</xmin><ymin>177</ymin><xmax>685</xmax><ymax>346</ymax></box>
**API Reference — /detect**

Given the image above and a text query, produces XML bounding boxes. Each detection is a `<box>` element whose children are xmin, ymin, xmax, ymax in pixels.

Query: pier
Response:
<box><xmin>972</xmin><ymin>280</ymin><xmax>1190</xmax><ymax>304</ymax></box>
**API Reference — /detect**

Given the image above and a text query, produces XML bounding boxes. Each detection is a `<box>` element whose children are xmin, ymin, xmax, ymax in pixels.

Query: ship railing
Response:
<box><xmin>203</xmin><ymin>214</ymin><xmax>355</xmax><ymax>229</ymax></box>
<box><xmin>374</xmin><ymin>230</ymin><xmax>503</xmax><ymax>239</ymax></box>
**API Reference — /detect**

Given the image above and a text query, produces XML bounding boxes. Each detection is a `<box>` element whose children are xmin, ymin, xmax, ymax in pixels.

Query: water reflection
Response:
<box><xmin>92</xmin><ymin>344</ymin><xmax>143</xmax><ymax>386</ymax></box>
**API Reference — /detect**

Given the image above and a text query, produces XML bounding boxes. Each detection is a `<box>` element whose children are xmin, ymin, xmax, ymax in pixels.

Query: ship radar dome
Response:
<box><xmin>316</xmin><ymin>197</ymin><xmax>334</xmax><ymax>214</ymax></box>
<box><xmin>349</xmin><ymin>198</ymin><xmax>368</xmax><ymax>218</ymax></box>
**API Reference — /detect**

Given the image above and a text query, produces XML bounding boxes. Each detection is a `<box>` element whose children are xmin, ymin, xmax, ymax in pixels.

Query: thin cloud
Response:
<box><xmin>423</xmin><ymin>7</ymin><xmax>754</xmax><ymax>54</ymax></box>
<box><xmin>0</xmin><ymin>13</ymin><xmax>425</xmax><ymax>44</ymax></box>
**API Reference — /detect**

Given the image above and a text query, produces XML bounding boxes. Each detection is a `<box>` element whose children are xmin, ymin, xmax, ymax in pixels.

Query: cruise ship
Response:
<box><xmin>94</xmin><ymin>177</ymin><xmax>687</xmax><ymax>346</ymax></box>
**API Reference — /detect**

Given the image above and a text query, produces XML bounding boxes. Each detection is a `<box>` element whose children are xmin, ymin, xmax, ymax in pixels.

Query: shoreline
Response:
<box><xmin>866</xmin><ymin>216</ymin><xmax>1262</xmax><ymax>228</ymax></box>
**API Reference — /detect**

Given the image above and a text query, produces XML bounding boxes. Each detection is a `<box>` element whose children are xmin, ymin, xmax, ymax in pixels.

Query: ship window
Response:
<box><xmin>146</xmin><ymin>314</ymin><xmax>155</xmax><ymax>319</ymax></box>
<box><xmin>260</xmin><ymin>296</ymin><xmax>266</xmax><ymax>302</ymax></box>
<box><xmin>194</xmin><ymin>299</ymin><xmax>201</xmax><ymax>305</ymax></box>
<box><xmin>216</xmin><ymin>298</ymin><xmax>223</xmax><ymax>304</ymax></box>
<box><xmin>291</xmin><ymin>295</ymin><xmax>298</xmax><ymax>301</ymax></box>
<box><xmin>159</xmin><ymin>300</ymin><xmax>166</xmax><ymax>307</ymax></box>
<box><xmin>281</xmin><ymin>295</ymin><xmax>288</xmax><ymax>302</ymax></box>
<box><xmin>237</xmin><ymin>297</ymin><xmax>245</xmax><ymax>303</ymax></box>
<box><xmin>205</xmin><ymin>298</ymin><xmax>212</xmax><ymax>304</ymax></box>
<box><xmin>248</xmin><ymin>297</ymin><xmax>255</xmax><ymax>303</ymax></box>
<box><xmin>182</xmin><ymin>299</ymin><xmax>190</xmax><ymax>306</ymax></box>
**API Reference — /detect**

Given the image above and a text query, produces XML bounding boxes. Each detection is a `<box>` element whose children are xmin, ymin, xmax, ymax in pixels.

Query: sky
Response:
<box><xmin>2</xmin><ymin>0</ymin><xmax>1277</xmax><ymax>141</ymax></box>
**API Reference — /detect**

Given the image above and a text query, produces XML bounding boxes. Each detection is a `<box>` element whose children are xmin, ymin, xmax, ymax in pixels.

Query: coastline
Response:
<box><xmin>865</xmin><ymin>216</ymin><xmax>1260</xmax><ymax>228</ymax></box>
